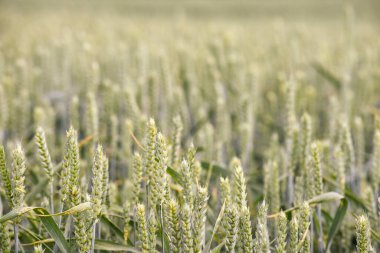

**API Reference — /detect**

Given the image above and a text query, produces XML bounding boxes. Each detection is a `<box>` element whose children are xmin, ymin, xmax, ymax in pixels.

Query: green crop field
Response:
<box><xmin>0</xmin><ymin>0</ymin><xmax>379</xmax><ymax>252</ymax></box>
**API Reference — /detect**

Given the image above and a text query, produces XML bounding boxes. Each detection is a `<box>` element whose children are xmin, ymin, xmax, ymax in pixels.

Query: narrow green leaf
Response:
<box><xmin>371</xmin><ymin>229</ymin><xmax>380</xmax><ymax>243</ymax></box>
<box><xmin>344</xmin><ymin>188</ymin><xmax>369</xmax><ymax>211</ymax></box>
<box><xmin>210</xmin><ymin>241</ymin><xmax>225</xmax><ymax>253</ymax></box>
<box><xmin>325</xmin><ymin>198</ymin><xmax>348</xmax><ymax>252</ymax></box>
<box><xmin>22</xmin><ymin>238</ymin><xmax>55</xmax><ymax>246</ymax></box>
<box><xmin>19</xmin><ymin>224</ymin><xmax>54</xmax><ymax>253</ymax></box>
<box><xmin>0</xmin><ymin>205</ymin><xmax>95</xmax><ymax>253</ymax></box>
<box><xmin>37</xmin><ymin>202</ymin><xmax>92</xmax><ymax>217</ymax></box>
<box><xmin>269</xmin><ymin>192</ymin><xmax>344</xmax><ymax>218</ymax></box>
<box><xmin>312</xmin><ymin>62</ymin><xmax>341</xmax><ymax>89</ymax></box>
<box><xmin>200</xmin><ymin>161</ymin><xmax>230</xmax><ymax>178</ymax></box>
<box><xmin>205</xmin><ymin>201</ymin><xmax>226</xmax><ymax>252</ymax></box>
<box><xmin>22</xmin><ymin>239</ymin><xmax>139</xmax><ymax>252</ymax></box>
<box><xmin>100</xmin><ymin>215</ymin><xmax>124</xmax><ymax>241</ymax></box>
<box><xmin>94</xmin><ymin>239</ymin><xmax>139</xmax><ymax>252</ymax></box>
<box><xmin>323</xmin><ymin>175</ymin><xmax>368</xmax><ymax>210</ymax></box>
<box><xmin>296</xmin><ymin>222</ymin><xmax>311</xmax><ymax>252</ymax></box>
<box><xmin>0</xmin><ymin>206</ymin><xmax>36</xmax><ymax>223</ymax></box>
<box><xmin>307</xmin><ymin>192</ymin><xmax>344</xmax><ymax>206</ymax></box>
<box><xmin>321</xmin><ymin>209</ymin><xmax>333</xmax><ymax>224</ymax></box>
<box><xmin>33</xmin><ymin>208</ymin><xmax>71</xmax><ymax>253</ymax></box>
<box><xmin>166</xmin><ymin>166</ymin><xmax>183</xmax><ymax>184</ymax></box>
<box><xmin>312</xmin><ymin>211</ymin><xmax>321</xmax><ymax>237</ymax></box>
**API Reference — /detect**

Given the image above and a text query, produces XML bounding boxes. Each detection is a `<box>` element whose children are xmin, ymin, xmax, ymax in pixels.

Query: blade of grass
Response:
<box><xmin>325</xmin><ymin>198</ymin><xmax>348</xmax><ymax>252</ymax></box>
<box><xmin>0</xmin><ymin>204</ymin><xmax>95</xmax><ymax>253</ymax></box>
<box><xmin>210</xmin><ymin>241</ymin><xmax>225</xmax><ymax>253</ymax></box>
<box><xmin>205</xmin><ymin>201</ymin><xmax>225</xmax><ymax>252</ymax></box>
<box><xmin>200</xmin><ymin>161</ymin><xmax>230</xmax><ymax>178</ymax></box>
<box><xmin>22</xmin><ymin>239</ymin><xmax>139</xmax><ymax>252</ymax></box>
<box><xmin>33</xmin><ymin>208</ymin><xmax>71</xmax><ymax>253</ymax></box>
<box><xmin>94</xmin><ymin>240</ymin><xmax>139</xmax><ymax>252</ymax></box>
<box><xmin>37</xmin><ymin>202</ymin><xmax>92</xmax><ymax>217</ymax></box>
<box><xmin>99</xmin><ymin>215</ymin><xmax>125</xmax><ymax>242</ymax></box>
<box><xmin>269</xmin><ymin>192</ymin><xmax>344</xmax><ymax>218</ymax></box>
<box><xmin>166</xmin><ymin>166</ymin><xmax>183</xmax><ymax>184</ymax></box>
<box><xmin>311</xmin><ymin>62</ymin><xmax>341</xmax><ymax>89</ymax></box>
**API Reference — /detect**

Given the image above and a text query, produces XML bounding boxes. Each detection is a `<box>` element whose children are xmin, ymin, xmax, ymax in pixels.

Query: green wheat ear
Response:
<box><xmin>186</xmin><ymin>143</ymin><xmax>198</xmax><ymax>182</ymax></box>
<box><xmin>74</xmin><ymin>211</ymin><xmax>92</xmax><ymax>253</ymax></box>
<box><xmin>310</xmin><ymin>141</ymin><xmax>323</xmax><ymax>197</ymax></box>
<box><xmin>171</xmin><ymin>115</ymin><xmax>183</xmax><ymax>168</ymax></box>
<box><xmin>180</xmin><ymin>204</ymin><xmax>193</xmax><ymax>253</ymax></box>
<box><xmin>356</xmin><ymin>215</ymin><xmax>373</xmax><ymax>253</ymax></box>
<box><xmin>33</xmin><ymin>245</ymin><xmax>44</xmax><ymax>253</ymax></box>
<box><xmin>0</xmin><ymin>222</ymin><xmax>10</xmax><ymax>253</ymax></box>
<box><xmin>123</xmin><ymin>201</ymin><xmax>131</xmax><ymax>243</ymax></box>
<box><xmin>91</xmin><ymin>144</ymin><xmax>104</xmax><ymax>218</ymax></box>
<box><xmin>0</xmin><ymin>145</ymin><xmax>13</xmax><ymax>207</ymax></box>
<box><xmin>299</xmin><ymin>202</ymin><xmax>311</xmax><ymax>253</ymax></box>
<box><xmin>144</xmin><ymin>118</ymin><xmax>157</xmax><ymax>202</ymax></box>
<box><xmin>166</xmin><ymin>199</ymin><xmax>181</xmax><ymax>253</ymax></box>
<box><xmin>276</xmin><ymin>211</ymin><xmax>287</xmax><ymax>253</ymax></box>
<box><xmin>264</xmin><ymin>160</ymin><xmax>280</xmax><ymax>213</ymax></box>
<box><xmin>289</xmin><ymin>215</ymin><xmax>299</xmax><ymax>253</ymax></box>
<box><xmin>224</xmin><ymin>204</ymin><xmax>238</xmax><ymax>252</ymax></box>
<box><xmin>220</xmin><ymin>177</ymin><xmax>231</xmax><ymax>204</ymax></box>
<box><xmin>231</xmin><ymin>157</ymin><xmax>248</xmax><ymax>209</ymax></box>
<box><xmin>131</xmin><ymin>153</ymin><xmax>143</xmax><ymax>206</ymax></box>
<box><xmin>181</xmin><ymin>160</ymin><xmax>194</xmax><ymax>209</ymax></box>
<box><xmin>254</xmin><ymin>200</ymin><xmax>270</xmax><ymax>253</ymax></box>
<box><xmin>66</xmin><ymin>127</ymin><xmax>81</xmax><ymax>208</ymax></box>
<box><xmin>35</xmin><ymin>127</ymin><xmax>55</xmax><ymax>213</ymax></box>
<box><xmin>102</xmin><ymin>155</ymin><xmax>110</xmax><ymax>209</ymax></box>
<box><xmin>0</xmin><ymin>200</ymin><xmax>11</xmax><ymax>253</ymax></box>
<box><xmin>193</xmin><ymin>186</ymin><xmax>208</xmax><ymax>253</ymax></box>
<box><xmin>11</xmin><ymin>144</ymin><xmax>27</xmax><ymax>209</ymax></box>
<box><xmin>148</xmin><ymin>209</ymin><xmax>157</xmax><ymax>253</ymax></box>
<box><xmin>136</xmin><ymin>204</ymin><xmax>149</xmax><ymax>253</ymax></box>
<box><xmin>151</xmin><ymin>132</ymin><xmax>168</xmax><ymax>206</ymax></box>
<box><xmin>35</xmin><ymin>127</ymin><xmax>54</xmax><ymax>183</ymax></box>
<box><xmin>240</xmin><ymin>206</ymin><xmax>253</xmax><ymax>252</ymax></box>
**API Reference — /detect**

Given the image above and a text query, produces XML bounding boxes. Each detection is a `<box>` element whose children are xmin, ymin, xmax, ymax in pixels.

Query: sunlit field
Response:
<box><xmin>0</xmin><ymin>1</ymin><xmax>380</xmax><ymax>252</ymax></box>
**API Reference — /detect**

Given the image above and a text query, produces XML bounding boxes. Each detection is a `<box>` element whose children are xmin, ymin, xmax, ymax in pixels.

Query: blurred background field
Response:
<box><xmin>1</xmin><ymin>0</ymin><xmax>379</xmax><ymax>29</ymax></box>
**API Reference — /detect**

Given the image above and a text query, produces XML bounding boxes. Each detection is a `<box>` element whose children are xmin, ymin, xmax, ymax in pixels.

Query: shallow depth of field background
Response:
<box><xmin>0</xmin><ymin>0</ymin><xmax>380</xmax><ymax>253</ymax></box>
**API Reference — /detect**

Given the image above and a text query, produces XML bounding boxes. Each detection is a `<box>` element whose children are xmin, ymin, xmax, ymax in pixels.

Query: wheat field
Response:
<box><xmin>0</xmin><ymin>1</ymin><xmax>379</xmax><ymax>252</ymax></box>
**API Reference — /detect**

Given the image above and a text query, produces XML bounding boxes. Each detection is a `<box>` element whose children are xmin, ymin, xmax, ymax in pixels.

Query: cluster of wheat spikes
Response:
<box><xmin>0</xmin><ymin>4</ymin><xmax>380</xmax><ymax>253</ymax></box>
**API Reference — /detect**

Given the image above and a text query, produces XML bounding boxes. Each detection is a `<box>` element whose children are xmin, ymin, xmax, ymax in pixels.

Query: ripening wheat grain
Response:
<box><xmin>0</xmin><ymin>4</ymin><xmax>379</xmax><ymax>253</ymax></box>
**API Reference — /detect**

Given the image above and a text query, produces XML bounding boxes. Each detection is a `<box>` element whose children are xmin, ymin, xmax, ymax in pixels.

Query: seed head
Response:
<box><xmin>91</xmin><ymin>145</ymin><xmax>104</xmax><ymax>217</ymax></box>
<box><xmin>356</xmin><ymin>215</ymin><xmax>373</xmax><ymax>253</ymax></box>
<box><xmin>231</xmin><ymin>157</ymin><xmax>248</xmax><ymax>209</ymax></box>
<box><xmin>35</xmin><ymin>127</ymin><xmax>54</xmax><ymax>183</ymax></box>
<box><xmin>254</xmin><ymin>201</ymin><xmax>270</xmax><ymax>253</ymax></box>
<box><xmin>0</xmin><ymin>146</ymin><xmax>13</xmax><ymax>207</ymax></box>
<box><xmin>136</xmin><ymin>204</ymin><xmax>149</xmax><ymax>252</ymax></box>
<box><xmin>193</xmin><ymin>186</ymin><xmax>208</xmax><ymax>253</ymax></box>
<box><xmin>11</xmin><ymin>145</ymin><xmax>27</xmax><ymax>209</ymax></box>
<box><xmin>276</xmin><ymin>211</ymin><xmax>287</xmax><ymax>253</ymax></box>
<box><xmin>180</xmin><ymin>204</ymin><xmax>193</xmax><ymax>253</ymax></box>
